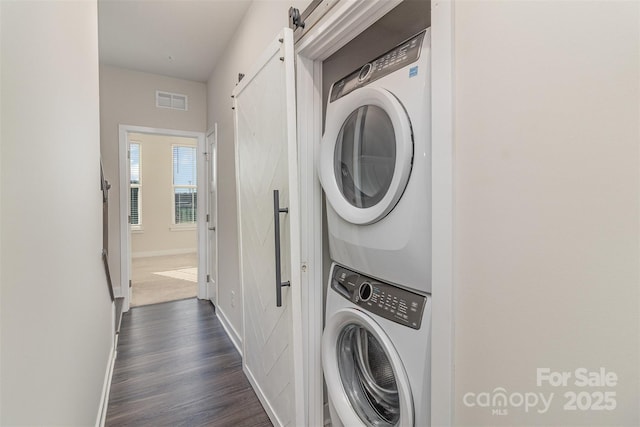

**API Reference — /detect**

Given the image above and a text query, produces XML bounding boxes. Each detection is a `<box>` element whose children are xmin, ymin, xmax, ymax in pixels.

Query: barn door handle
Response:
<box><xmin>273</xmin><ymin>190</ymin><xmax>290</xmax><ymax>307</ymax></box>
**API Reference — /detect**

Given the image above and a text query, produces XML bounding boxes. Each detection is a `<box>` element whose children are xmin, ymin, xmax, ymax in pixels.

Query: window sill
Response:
<box><xmin>131</xmin><ymin>226</ymin><xmax>144</xmax><ymax>234</ymax></box>
<box><xmin>170</xmin><ymin>224</ymin><xmax>196</xmax><ymax>232</ymax></box>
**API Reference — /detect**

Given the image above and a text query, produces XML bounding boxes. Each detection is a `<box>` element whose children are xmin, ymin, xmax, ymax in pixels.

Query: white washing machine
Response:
<box><xmin>322</xmin><ymin>263</ymin><xmax>431</xmax><ymax>427</ymax></box>
<box><xmin>319</xmin><ymin>29</ymin><xmax>432</xmax><ymax>294</ymax></box>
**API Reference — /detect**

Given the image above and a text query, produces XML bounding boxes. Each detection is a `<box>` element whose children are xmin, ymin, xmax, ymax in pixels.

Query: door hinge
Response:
<box><xmin>206</xmin><ymin>274</ymin><xmax>211</xmax><ymax>283</ymax></box>
<box><xmin>127</xmin><ymin>149</ymin><xmax>130</xmax><ymax>159</ymax></box>
<box><xmin>206</xmin><ymin>214</ymin><xmax>210</xmax><ymax>222</ymax></box>
<box><xmin>129</xmin><ymin>279</ymin><xmax>132</xmax><ymax>288</ymax></box>
<box><xmin>128</xmin><ymin>215</ymin><xmax>131</xmax><ymax>224</ymax></box>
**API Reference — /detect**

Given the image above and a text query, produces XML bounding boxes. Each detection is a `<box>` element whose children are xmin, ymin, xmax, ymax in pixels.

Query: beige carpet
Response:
<box><xmin>131</xmin><ymin>253</ymin><xmax>198</xmax><ymax>307</ymax></box>
<box><xmin>154</xmin><ymin>267</ymin><xmax>198</xmax><ymax>282</ymax></box>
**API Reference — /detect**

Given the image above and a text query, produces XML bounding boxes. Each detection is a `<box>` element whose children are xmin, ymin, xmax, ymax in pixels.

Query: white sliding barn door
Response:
<box><xmin>233</xmin><ymin>28</ymin><xmax>304</xmax><ymax>427</ymax></box>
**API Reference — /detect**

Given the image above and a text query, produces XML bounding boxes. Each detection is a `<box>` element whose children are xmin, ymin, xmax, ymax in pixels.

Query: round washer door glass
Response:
<box><xmin>338</xmin><ymin>323</ymin><xmax>400</xmax><ymax>426</ymax></box>
<box><xmin>334</xmin><ymin>105</ymin><xmax>396</xmax><ymax>209</ymax></box>
<box><xmin>319</xmin><ymin>87</ymin><xmax>413</xmax><ymax>225</ymax></box>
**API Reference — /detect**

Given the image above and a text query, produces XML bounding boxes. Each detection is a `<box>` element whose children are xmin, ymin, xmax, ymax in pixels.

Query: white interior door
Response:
<box><xmin>206</xmin><ymin>126</ymin><xmax>218</xmax><ymax>305</ymax></box>
<box><xmin>126</xmin><ymin>133</ymin><xmax>133</xmax><ymax>310</ymax></box>
<box><xmin>233</xmin><ymin>28</ymin><xmax>304</xmax><ymax>427</ymax></box>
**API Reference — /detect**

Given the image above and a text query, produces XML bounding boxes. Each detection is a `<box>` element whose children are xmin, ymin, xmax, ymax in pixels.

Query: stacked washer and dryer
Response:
<box><xmin>319</xmin><ymin>29</ymin><xmax>433</xmax><ymax>427</ymax></box>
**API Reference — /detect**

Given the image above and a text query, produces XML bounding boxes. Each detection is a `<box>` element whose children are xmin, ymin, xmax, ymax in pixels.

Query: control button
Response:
<box><xmin>358</xmin><ymin>63</ymin><xmax>373</xmax><ymax>82</ymax></box>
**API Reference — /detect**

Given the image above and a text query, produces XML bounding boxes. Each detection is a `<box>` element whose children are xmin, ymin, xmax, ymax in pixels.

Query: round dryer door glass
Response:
<box><xmin>334</xmin><ymin>105</ymin><xmax>396</xmax><ymax>209</ymax></box>
<box><xmin>337</xmin><ymin>323</ymin><xmax>400</xmax><ymax>426</ymax></box>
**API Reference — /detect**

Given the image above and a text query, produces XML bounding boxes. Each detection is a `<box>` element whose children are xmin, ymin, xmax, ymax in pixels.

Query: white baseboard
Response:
<box><xmin>95</xmin><ymin>341</ymin><xmax>117</xmax><ymax>427</ymax></box>
<box><xmin>244</xmin><ymin>365</ymin><xmax>284</xmax><ymax>427</ymax></box>
<box><xmin>216</xmin><ymin>306</ymin><xmax>242</xmax><ymax>357</ymax></box>
<box><xmin>131</xmin><ymin>248</ymin><xmax>196</xmax><ymax>259</ymax></box>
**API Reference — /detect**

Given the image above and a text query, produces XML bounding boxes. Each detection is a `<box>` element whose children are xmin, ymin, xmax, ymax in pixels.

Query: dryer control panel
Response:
<box><xmin>331</xmin><ymin>264</ymin><xmax>428</xmax><ymax>330</ymax></box>
<box><xmin>330</xmin><ymin>30</ymin><xmax>426</xmax><ymax>103</ymax></box>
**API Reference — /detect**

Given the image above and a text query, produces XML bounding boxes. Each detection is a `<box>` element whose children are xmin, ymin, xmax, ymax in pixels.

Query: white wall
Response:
<box><xmin>99</xmin><ymin>65</ymin><xmax>207</xmax><ymax>293</ymax></box>
<box><xmin>0</xmin><ymin>1</ymin><xmax>114</xmax><ymax>424</ymax></box>
<box><xmin>452</xmin><ymin>2</ymin><xmax>639</xmax><ymax>425</ymax></box>
<box><xmin>129</xmin><ymin>133</ymin><xmax>197</xmax><ymax>257</ymax></box>
<box><xmin>206</xmin><ymin>0</ymin><xmax>310</xmax><ymax>344</ymax></box>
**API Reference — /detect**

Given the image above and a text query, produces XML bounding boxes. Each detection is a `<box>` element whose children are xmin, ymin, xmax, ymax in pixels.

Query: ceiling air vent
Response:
<box><xmin>156</xmin><ymin>91</ymin><xmax>188</xmax><ymax>111</ymax></box>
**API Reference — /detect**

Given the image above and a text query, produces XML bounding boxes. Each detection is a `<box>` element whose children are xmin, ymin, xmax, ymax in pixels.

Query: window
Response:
<box><xmin>172</xmin><ymin>145</ymin><xmax>197</xmax><ymax>224</ymax></box>
<box><xmin>130</xmin><ymin>142</ymin><xmax>142</xmax><ymax>229</ymax></box>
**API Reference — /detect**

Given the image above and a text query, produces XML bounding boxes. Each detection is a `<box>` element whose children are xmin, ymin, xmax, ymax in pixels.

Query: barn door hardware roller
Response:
<box><xmin>289</xmin><ymin>7</ymin><xmax>305</xmax><ymax>30</ymax></box>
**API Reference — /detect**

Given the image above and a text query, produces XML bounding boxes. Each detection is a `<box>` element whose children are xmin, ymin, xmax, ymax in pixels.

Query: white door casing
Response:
<box><xmin>233</xmin><ymin>28</ymin><xmax>305</xmax><ymax>427</ymax></box>
<box><xmin>206</xmin><ymin>125</ymin><xmax>218</xmax><ymax>305</ymax></box>
<box><xmin>293</xmin><ymin>1</ymin><xmax>454</xmax><ymax>425</ymax></box>
<box><xmin>118</xmin><ymin>125</ymin><xmax>207</xmax><ymax>312</ymax></box>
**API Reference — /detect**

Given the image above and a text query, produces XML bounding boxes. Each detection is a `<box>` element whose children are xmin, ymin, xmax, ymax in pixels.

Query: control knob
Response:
<box><xmin>358</xmin><ymin>63</ymin><xmax>373</xmax><ymax>82</ymax></box>
<box><xmin>358</xmin><ymin>281</ymin><xmax>372</xmax><ymax>302</ymax></box>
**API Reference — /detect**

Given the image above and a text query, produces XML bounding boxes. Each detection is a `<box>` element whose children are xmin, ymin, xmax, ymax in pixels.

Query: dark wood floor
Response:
<box><xmin>106</xmin><ymin>298</ymin><xmax>272</xmax><ymax>426</ymax></box>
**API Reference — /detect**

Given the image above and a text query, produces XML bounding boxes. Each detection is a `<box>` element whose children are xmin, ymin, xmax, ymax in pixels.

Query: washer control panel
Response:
<box><xmin>331</xmin><ymin>264</ymin><xmax>427</xmax><ymax>330</ymax></box>
<box><xmin>330</xmin><ymin>30</ymin><xmax>426</xmax><ymax>103</ymax></box>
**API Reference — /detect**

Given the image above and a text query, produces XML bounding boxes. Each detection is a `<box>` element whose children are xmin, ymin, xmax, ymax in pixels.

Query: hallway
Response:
<box><xmin>106</xmin><ymin>298</ymin><xmax>272</xmax><ymax>426</ymax></box>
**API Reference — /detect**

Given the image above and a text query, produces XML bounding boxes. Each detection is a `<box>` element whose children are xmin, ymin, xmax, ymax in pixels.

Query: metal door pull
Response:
<box><xmin>273</xmin><ymin>189</ymin><xmax>290</xmax><ymax>307</ymax></box>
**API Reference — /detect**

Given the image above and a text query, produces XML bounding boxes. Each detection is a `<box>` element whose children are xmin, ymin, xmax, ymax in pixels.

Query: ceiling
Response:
<box><xmin>98</xmin><ymin>0</ymin><xmax>253</xmax><ymax>83</ymax></box>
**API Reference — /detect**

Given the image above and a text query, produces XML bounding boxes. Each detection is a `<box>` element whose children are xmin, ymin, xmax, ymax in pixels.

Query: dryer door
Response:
<box><xmin>320</xmin><ymin>87</ymin><xmax>413</xmax><ymax>225</ymax></box>
<box><xmin>322</xmin><ymin>308</ymin><xmax>414</xmax><ymax>427</ymax></box>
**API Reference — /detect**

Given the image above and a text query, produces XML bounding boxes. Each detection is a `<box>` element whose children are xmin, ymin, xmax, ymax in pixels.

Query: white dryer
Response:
<box><xmin>319</xmin><ymin>30</ymin><xmax>432</xmax><ymax>294</ymax></box>
<box><xmin>322</xmin><ymin>263</ymin><xmax>431</xmax><ymax>427</ymax></box>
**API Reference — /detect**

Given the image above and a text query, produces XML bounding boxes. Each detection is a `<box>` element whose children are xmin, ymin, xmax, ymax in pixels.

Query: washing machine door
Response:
<box><xmin>320</xmin><ymin>86</ymin><xmax>413</xmax><ymax>225</ymax></box>
<box><xmin>322</xmin><ymin>308</ymin><xmax>413</xmax><ymax>427</ymax></box>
